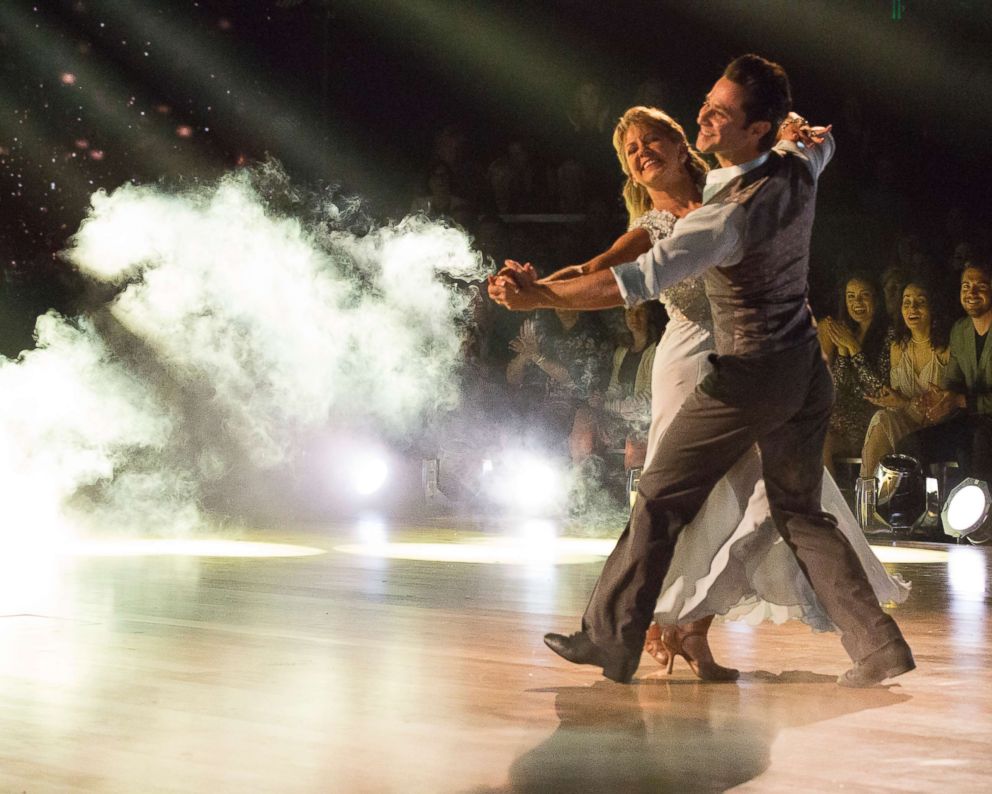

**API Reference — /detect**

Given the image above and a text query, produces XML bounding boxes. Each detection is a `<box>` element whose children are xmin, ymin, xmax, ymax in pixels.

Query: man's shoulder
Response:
<box><xmin>951</xmin><ymin>316</ymin><xmax>973</xmax><ymax>343</ymax></box>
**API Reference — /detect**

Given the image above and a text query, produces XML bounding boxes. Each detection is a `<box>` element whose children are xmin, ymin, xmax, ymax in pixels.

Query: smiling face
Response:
<box><xmin>844</xmin><ymin>278</ymin><xmax>877</xmax><ymax>327</ymax></box>
<box><xmin>695</xmin><ymin>76</ymin><xmax>768</xmax><ymax>164</ymax></box>
<box><xmin>901</xmin><ymin>284</ymin><xmax>932</xmax><ymax>336</ymax></box>
<box><xmin>623</xmin><ymin>122</ymin><xmax>684</xmax><ymax>192</ymax></box>
<box><xmin>961</xmin><ymin>266</ymin><xmax>992</xmax><ymax>319</ymax></box>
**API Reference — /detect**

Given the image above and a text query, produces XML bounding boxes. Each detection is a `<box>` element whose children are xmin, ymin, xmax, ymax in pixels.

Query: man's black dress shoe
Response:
<box><xmin>837</xmin><ymin>638</ymin><xmax>915</xmax><ymax>688</ymax></box>
<box><xmin>543</xmin><ymin>631</ymin><xmax>640</xmax><ymax>684</ymax></box>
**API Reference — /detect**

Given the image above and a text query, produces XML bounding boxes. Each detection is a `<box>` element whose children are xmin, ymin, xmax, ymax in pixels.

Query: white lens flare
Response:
<box><xmin>490</xmin><ymin>449</ymin><xmax>566</xmax><ymax>515</ymax></box>
<box><xmin>352</xmin><ymin>455</ymin><xmax>389</xmax><ymax>496</ymax></box>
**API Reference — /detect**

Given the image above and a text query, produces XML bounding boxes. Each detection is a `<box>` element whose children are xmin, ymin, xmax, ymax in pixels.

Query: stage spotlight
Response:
<box><xmin>351</xmin><ymin>453</ymin><xmax>389</xmax><ymax>496</ymax></box>
<box><xmin>942</xmin><ymin>478</ymin><xmax>992</xmax><ymax>544</ymax></box>
<box><xmin>874</xmin><ymin>454</ymin><xmax>926</xmax><ymax>529</ymax></box>
<box><xmin>510</xmin><ymin>454</ymin><xmax>562</xmax><ymax>513</ymax></box>
<box><xmin>492</xmin><ymin>449</ymin><xmax>565</xmax><ymax>515</ymax></box>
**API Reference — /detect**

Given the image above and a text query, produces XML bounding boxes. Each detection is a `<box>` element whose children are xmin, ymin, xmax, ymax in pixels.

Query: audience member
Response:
<box><xmin>897</xmin><ymin>261</ymin><xmax>992</xmax><ymax>485</ymax></box>
<box><xmin>505</xmin><ymin>309</ymin><xmax>610</xmax><ymax>456</ymax></box>
<box><xmin>486</xmin><ymin>139</ymin><xmax>545</xmax><ymax>214</ymax></box>
<box><xmin>860</xmin><ymin>277</ymin><xmax>950</xmax><ymax>477</ymax></box>
<box><xmin>819</xmin><ymin>273</ymin><xmax>892</xmax><ymax>474</ymax></box>
<box><xmin>410</xmin><ymin>160</ymin><xmax>472</xmax><ymax>222</ymax></box>
<box><xmin>571</xmin><ymin>303</ymin><xmax>666</xmax><ymax>469</ymax></box>
<box><xmin>880</xmin><ymin>264</ymin><xmax>911</xmax><ymax>326</ymax></box>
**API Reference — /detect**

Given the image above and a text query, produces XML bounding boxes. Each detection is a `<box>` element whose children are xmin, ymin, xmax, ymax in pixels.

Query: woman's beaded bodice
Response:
<box><xmin>629</xmin><ymin>209</ymin><xmax>712</xmax><ymax>330</ymax></box>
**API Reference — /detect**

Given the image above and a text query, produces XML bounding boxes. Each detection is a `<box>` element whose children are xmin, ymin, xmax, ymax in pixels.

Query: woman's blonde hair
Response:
<box><xmin>612</xmin><ymin>106</ymin><xmax>708</xmax><ymax>222</ymax></box>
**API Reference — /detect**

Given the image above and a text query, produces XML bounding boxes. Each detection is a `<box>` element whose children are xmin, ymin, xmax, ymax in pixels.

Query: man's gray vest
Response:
<box><xmin>703</xmin><ymin>149</ymin><xmax>819</xmax><ymax>357</ymax></box>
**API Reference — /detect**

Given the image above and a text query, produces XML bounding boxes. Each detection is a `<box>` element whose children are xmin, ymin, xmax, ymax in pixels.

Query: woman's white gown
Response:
<box><xmin>633</xmin><ymin>210</ymin><xmax>909</xmax><ymax>631</ymax></box>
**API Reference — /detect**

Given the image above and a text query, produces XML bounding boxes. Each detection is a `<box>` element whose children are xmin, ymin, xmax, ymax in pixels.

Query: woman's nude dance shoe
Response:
<box><xmin>645</xmin><ymin>616</ymin><xmax>739</xmax><ymax>682</ymax></box>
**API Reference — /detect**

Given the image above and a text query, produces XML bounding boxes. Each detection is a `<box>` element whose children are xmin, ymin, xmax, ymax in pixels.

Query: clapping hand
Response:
<box><xmin>509</xmin><ymin>319</ymin><xmax>541</xmax><ymax>360</ymax></box>
<box><xmin>822</xmin><ymin>317</ymin><xmax>859</xmax><ymax>356</ymax></box>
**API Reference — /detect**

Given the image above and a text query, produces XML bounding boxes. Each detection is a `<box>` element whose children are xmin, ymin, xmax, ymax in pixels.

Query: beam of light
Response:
<box><xmin>332</xmin><ymin>0</ymin><xmax>619</xmax><ymax>124</ymax></box>
<box><xmin>0</xmin><ymin>87</ymin><xmax>95</xmax><ymax>207</ymax></box>
<box><xmin>0</xmin><ymin>163</ymin><xmax>485</xmax><ymax>538</ymax></box>
<box><xmin>679</xmin><ymin>1</ymin><xmax>992</xmax><ymax>140</ymax></box>
<box><xmin>87</xmin><ymin>0</ymin><xmax>404</xmax><ymax>201</ymax></box>
<box><xmin>0</xmin><ymin>4</ymin><xmax>213</xmax><ymax>180</ymax></box>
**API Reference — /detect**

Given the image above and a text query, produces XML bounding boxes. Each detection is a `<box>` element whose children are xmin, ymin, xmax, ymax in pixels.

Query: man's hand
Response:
<box><xmin>924</xmin><ymin>389</ymin><xmax>963</xmax><ymax>424</ymax></box>
<box><xmin>488</xmin><ymin>260</ymin><xmax>550</xmax><ymax>310</ymax></box>
<box><xmin>496</xmin><ymin>260</ymin><xmax>538</xmax><ymax>288</ymax></box>
<box><xmin>779</xmin><ymin>112</ymin><xmax>832</xmax><ymax>146</ymax></box>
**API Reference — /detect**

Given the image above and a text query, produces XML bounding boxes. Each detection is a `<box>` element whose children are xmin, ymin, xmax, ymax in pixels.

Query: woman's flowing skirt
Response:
<box><xmin>648</xmin><ymin>317</ymin><xmax>910</xmax><ymax>629</ymax></box>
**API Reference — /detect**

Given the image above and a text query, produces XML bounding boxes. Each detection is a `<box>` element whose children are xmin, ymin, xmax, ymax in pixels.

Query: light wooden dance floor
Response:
<box><xmin>1</xmin><ymin>518</ymin><xmax>990</xmax><ymax>792</ymax></box>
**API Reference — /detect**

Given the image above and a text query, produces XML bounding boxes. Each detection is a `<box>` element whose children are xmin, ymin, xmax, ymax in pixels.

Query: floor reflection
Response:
<box><xmin>480</xmin><ymin>679</ymin><xmax>910</xmax><ymax>793</ymax></box>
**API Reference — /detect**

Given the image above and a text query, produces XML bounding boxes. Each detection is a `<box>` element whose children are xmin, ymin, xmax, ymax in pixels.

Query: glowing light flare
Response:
<box><xmin>947</xmin><ymin>546</ymin><xmax>988</xmax><ymax>598</ymax></box>
<box><xmin>351</xmin><ymin>455</ymin><xmax>389</xmax><ymax>496</ymax></box>
<box><xmin>870</xmin><ymin>546</ymin><xmax>950</xmax><ymax>564</ymax></box>
<box><xmin>335</xmin><ymin>536</ymin><xmax>614</xmax><ymax>565</ymax></box>
<box><xmin>491</xmin><ymin>449</ymin><xmax>566</xmax><ymax>515</ymax></box>
<box><xmin>59</xmin><ymin>72</ymin><xmax>76</xmax><ymax>85</ymax></box>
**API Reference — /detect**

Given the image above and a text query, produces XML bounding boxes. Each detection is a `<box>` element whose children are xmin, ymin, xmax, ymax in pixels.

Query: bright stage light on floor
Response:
<box><xmin>63</xmin><ymin>539</ymin><xmax>327</xmax><ymax>558</ymax></box>
<box><xmin>335</xmin><ymin>534</ymin><xmax>960</xmax><ymax>567</ymax></box>
<box><xmin>0</xmin><ymin>537</ymin><xmax>327</xmax><ymax>559</ymax></box>
<box><xmin>351</xmin><ymin>454</ymin><xmax>389</xmax><ymax>496</ymax></box>
<box><xmin>492</xmin><ymin>449</ymin><xmax>566</xmax><ymax>515</ymax></box>
<box><xmin>869</xmin><ymin>546</ymin><xmax>950</xmax><ymax>564</ymax></box>
<box><xmin>947</xmin><ymin>545</ymin><xmax>987</xmax><ymax>597</ymax></box>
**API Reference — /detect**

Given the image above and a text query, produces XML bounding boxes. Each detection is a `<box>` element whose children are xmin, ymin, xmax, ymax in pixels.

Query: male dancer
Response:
<box><xmin>489</xmin><ymin>54</ymin><xmax>913</xmax><ymax>687</ymax></box>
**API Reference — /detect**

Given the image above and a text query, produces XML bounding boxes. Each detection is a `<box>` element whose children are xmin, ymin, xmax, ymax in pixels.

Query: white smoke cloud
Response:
<box><xmin>0</xmin><ymin>313</ymin><xmax>179</xmax><ymax>538</ymax></box>
<box><xmin>2</xmin><ymin>164</ymin><xmax>486</xmax><ymax>538</ymax></box>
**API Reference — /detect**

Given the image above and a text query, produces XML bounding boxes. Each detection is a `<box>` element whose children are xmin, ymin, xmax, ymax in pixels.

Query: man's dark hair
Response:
<box><xmin>723</xmin><ymin>54</ymin><xmax>792</xmax><ymax>150</ymax></box>
<box><xmin>963</xmin><ymin>259</ymin><xmax>992</xmax><ymax>281</ymax></box>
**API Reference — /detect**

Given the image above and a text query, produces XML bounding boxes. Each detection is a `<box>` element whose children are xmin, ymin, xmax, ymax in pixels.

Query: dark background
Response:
<box><xmin>1</xmin><ymin>0</ymin><xmax>990</xmax><ymax>354</ymax></box>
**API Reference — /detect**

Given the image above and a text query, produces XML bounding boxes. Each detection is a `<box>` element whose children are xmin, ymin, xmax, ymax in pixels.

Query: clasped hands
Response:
<box><xmin>487</xmin><ymin>260</ymin><xmax>545</xmax><ymax>311</ymax></box>
<box><xmin>778</xmin><ymin>112</ymin><xmax>832</xmax><ymax>146</ymax></box>
<box><xmin>819</xmin><ymin>316</ymin><xmax>859</xmax><ymax>355</ymax></box>
<box><xmin>868</xmin><ymin>386</ymin><xmax>958</xmax><ymax>424</ymax></box>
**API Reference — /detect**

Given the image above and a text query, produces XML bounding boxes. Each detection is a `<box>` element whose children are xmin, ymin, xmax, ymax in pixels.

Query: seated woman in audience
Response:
<box><xmin>818</xmin><ymin>273</ymin><xmax>892</xmax><ymax>474</ymax></box>
<box><xmin>505</xmin><ymin>308</ymin><xmax>610</xmax><ymax>457</ymax></box>
<box><xmin>860</xmin><ymin>277</ymin><xmax>951</xmax><ymax>478</ymax></box>
<box><xmin>571</xmin><ymin>303</ymin><xmax>666</xmax><ymax>469</ymax></box>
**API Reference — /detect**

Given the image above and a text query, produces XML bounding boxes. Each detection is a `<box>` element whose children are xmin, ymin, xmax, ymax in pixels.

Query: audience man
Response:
<box><xmin>898</xmin><ymin>261</ymin><xmax>992</xmax><ymax>484</ymax></box>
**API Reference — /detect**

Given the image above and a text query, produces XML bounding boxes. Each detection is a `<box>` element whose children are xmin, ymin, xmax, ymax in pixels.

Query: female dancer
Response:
<box><xmin>495</xmin><ymin>106</ymin><xmax>909</xmax><ymax>679</ymax></box>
